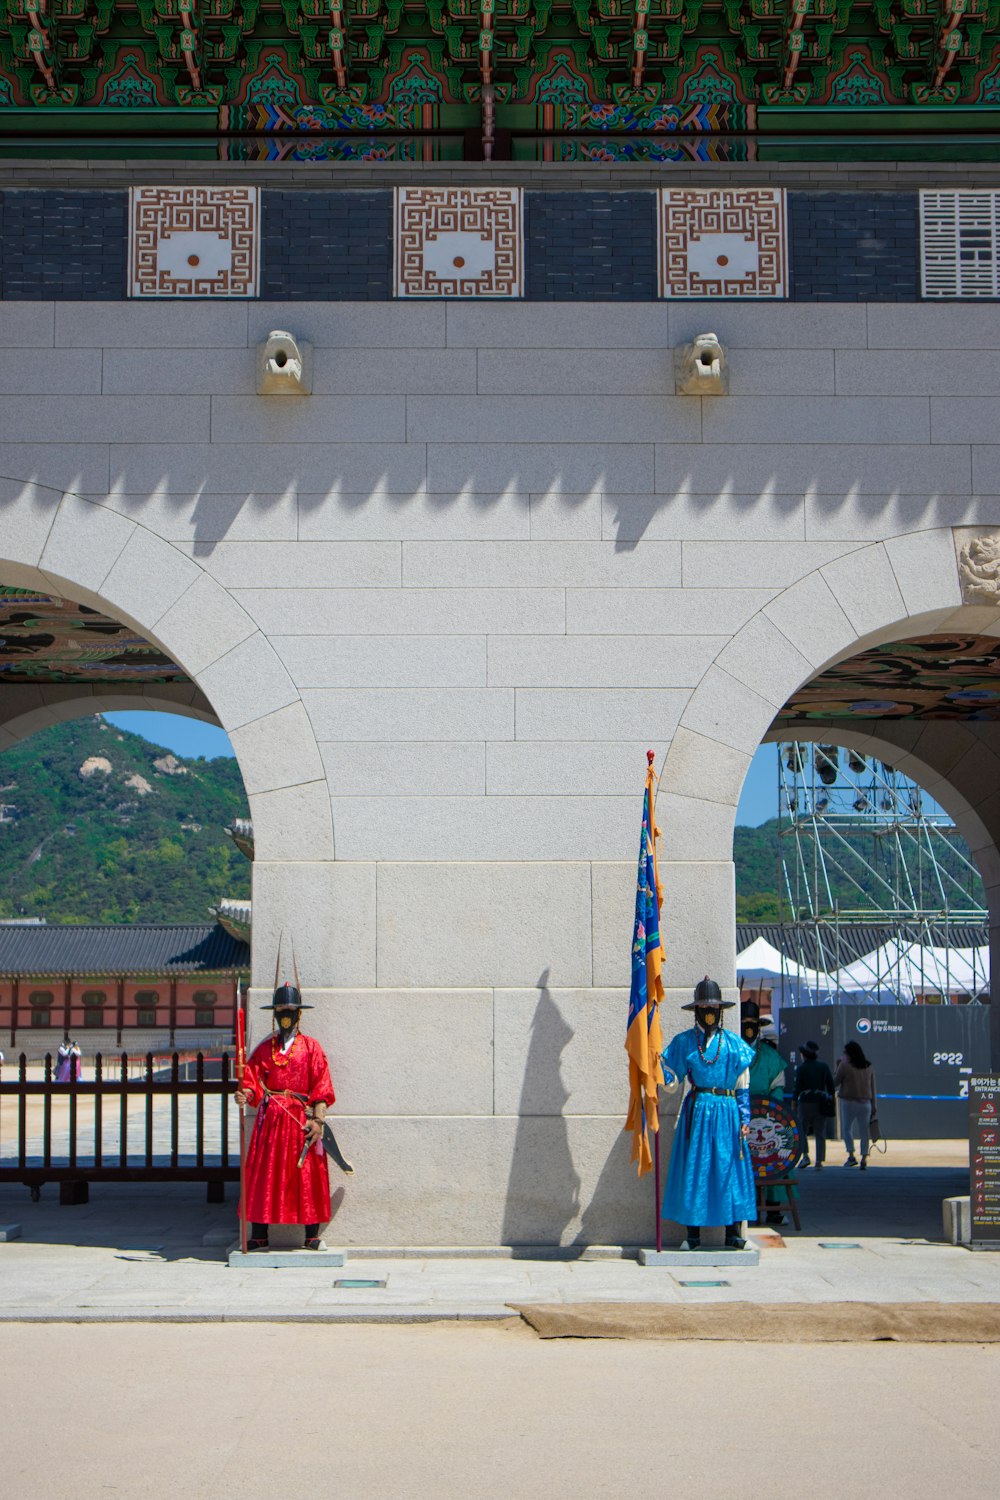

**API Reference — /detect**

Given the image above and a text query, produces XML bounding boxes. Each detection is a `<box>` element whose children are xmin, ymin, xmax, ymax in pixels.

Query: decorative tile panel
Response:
<box><xmin>920</xmin><ymin>191</ymin><xmax>1000</xmax><ymax>299</ymax></box>
<box><xmin>657</xmin><ymin>188</ymin><xmax>788</xmax><ymax>299</ymax></box>
<box><xmin>394</xmin><ymin>188</ymin><xmax>523</xmax><ymax>298</ymax></box>
<box><xmin>129</xmin><ymin>187</ymin><xmax>260</xmax><ymax>298</ymax></box>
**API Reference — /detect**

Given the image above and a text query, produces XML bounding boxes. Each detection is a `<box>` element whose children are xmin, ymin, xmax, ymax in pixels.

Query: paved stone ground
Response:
<box><xmin>1</xmin><ymin>1324</ymin><xmax>997</xmax><ymax>1500</ymax></box>
<box><xmin>2</xmin><ymin>1147</ymin><xmax>998</xmax><ymax>1321</ymax></box>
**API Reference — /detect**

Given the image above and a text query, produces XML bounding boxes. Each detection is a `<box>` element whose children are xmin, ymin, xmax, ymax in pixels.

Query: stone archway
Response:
<box><xmin>656</xmin><ymin>527</ymin><xmax>1000</xmax><ymax>1063</ymax></box>
<box><xmin>0</xmin><ymin>476</ymin><xmax>334</xmax><ymax>993</ymax></box>
<box><xmin>0</xmin><ymin>685</ymin><xmax>219</xmax><ymax>752</ymax></box>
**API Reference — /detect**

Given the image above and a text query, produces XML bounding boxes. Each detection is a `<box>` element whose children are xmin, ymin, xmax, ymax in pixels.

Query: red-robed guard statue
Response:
<box><xmin>234</xmin><ymin>980</ymin><xmax>337</xmax><ymax>1252</ymax></box>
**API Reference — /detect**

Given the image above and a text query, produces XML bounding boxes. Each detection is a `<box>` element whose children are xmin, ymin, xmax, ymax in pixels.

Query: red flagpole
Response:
<box><xmin>236</xmin><ymin>981</ymin><xmax>248</xmax><ymax>1255</ymax></box>
<box><xmin>654</xmin><ymin>1121</ymin><xmax>662</xmax><ymax>1254</ymax></box>
<box><xmin>649</xmin><ymin>748</ymin><xmax>663</xmax><ymax>1255</ymax></box>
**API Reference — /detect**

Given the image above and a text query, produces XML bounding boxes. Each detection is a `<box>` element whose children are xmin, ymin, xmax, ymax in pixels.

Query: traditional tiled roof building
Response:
<box><xmin>0</xmin><ymin>919</ymin><xmax>248</xmax><ymax>1060</ymax></box>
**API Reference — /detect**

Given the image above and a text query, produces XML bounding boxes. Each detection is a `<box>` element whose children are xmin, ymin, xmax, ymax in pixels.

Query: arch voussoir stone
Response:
<box><xmin>657</xmin><ymin>531</ymin><xmax>985</xmax><ymax>997</ymax></box>
<box><xmin>0</xmin><ymin>477</ymin><xmax>332</xmax><ymax>868</ymax></box>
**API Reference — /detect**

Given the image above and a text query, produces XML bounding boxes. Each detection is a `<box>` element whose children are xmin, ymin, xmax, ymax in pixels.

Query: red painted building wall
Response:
<box><xmin>0</xmin><ymin>975</ymin><xmax>240</xmax><ymax>1039</ymax></box>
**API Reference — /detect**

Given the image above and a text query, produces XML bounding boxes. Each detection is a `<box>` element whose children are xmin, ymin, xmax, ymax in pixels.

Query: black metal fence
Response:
<box><xmin>0</xmin><ymin>1051</ymin><xmax>239</xmax><ymax>1203</ymax></box>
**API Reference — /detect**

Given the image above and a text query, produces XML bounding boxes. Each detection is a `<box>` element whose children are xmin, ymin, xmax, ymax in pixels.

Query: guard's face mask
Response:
<box><xmin>742</xmin><ymin>1022</ymin><xmax>760</xmax><ymax>1043</ymax></box>
<box><xmin>275</xmin><ymin>1008</ymin><xmax>300</xmax><ymax>1032</ymax></box>
<box><xmin>697</xmin><ymin>1007</ymin><xmax>720</xmax><ymax>1030</ymax></box>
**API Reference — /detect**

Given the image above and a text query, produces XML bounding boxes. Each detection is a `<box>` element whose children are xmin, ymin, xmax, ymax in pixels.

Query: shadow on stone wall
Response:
<box><xmin>500</xmin><ymin>969</ymin><xmax>581</xmax><ymax>1249</ymax></box>
<box><xmin>575</xmin><ymin>1107</ymin><xmax>682</xmax><ymax>1250</ymax></box>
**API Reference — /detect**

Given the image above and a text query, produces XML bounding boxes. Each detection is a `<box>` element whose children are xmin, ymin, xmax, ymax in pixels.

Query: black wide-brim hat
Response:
<box><xmin>260</xmin><ymin>982</ymin><xmax>314</xmax><ymax>1011</ymax></box>
<box><xmin>681</xmin><ymin>976</ymin><xmax>736</xmax><ymax>1011</ymax></box>
<box><xmin>680</xmin><ymin>978</ymin><xmax>734</xmax><ymax>1014</ymax></box>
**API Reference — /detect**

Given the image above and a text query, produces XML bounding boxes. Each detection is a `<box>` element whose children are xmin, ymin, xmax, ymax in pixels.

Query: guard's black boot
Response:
<box><xmin>725</xmin><ymin>1222</ymin><xmax>747</xmax><ymax>1250</ymax></box>
<box><xmin>679</xmin><ymin>1226</ymin><xmax>701</xmax><ymax>1252</ymax></box>
<box><xmin>247</xmin><ymin>1222</ymin><xmax>270</xmax><ymax>1252</ymax></box>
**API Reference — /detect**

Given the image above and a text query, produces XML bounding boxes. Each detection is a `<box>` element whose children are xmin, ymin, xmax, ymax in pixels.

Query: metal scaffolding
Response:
<box><xmin>775</xmin><ymin>741</ymin><xmax>989</xmax><ymax>1002</ymax></box>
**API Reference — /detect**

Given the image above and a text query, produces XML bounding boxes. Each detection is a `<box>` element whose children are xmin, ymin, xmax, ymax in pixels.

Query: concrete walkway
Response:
<box><xmin>2</xmin><ymin>1150</ymin><xmax>999</xmax><ymax>1321</ymax></box>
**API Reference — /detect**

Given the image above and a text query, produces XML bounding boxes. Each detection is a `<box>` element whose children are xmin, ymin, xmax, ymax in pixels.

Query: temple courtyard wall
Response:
<box><xmin>3</xmin><ymin>285</ymin><xmax>1000</xmax><ymax>1244</ymax></box>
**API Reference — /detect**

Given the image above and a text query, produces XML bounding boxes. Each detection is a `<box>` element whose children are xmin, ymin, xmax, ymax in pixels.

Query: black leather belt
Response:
<box><xmin>691</xmin><ymin>1086</ymin><xmax>736</xmax><ymax>1098</ymax></box>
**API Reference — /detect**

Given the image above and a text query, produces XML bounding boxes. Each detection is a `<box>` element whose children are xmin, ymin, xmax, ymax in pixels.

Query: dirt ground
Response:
<box><xmin>1</xmin><ymin>1322</ymin><xmax>997</xmax><ymax>1500</ymax></box>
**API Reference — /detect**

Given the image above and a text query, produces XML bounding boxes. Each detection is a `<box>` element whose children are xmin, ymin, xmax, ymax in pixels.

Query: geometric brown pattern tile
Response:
<box><xmin>394</xmin><ymin>187</ymin><xmax>523</xmax><ymax>298</ymax></box>
<box><xmin>129</xmin><ymin>186</ymin><xmax>260</xmax><ymax>298</ymax></box>
<box><xmin>658</xmin><ymin>187</ymin><xmax>788</xmax><ymax>299</ymax></box>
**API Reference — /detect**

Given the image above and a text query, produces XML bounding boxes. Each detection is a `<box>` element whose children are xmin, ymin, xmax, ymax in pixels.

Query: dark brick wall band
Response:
<box><xmin>0</xmin><ymin>187</ymin><xmax>927</xmax><ymax>302</ymax></box>
<box><xmin>789</xmin><ymin>191</ymin><xmax>919</xmax><ymax>302</ymax></box>
<box><xmin>525</xmin><ymin>191</ymin><xmax>657</xmax><ymax>301</ymax></box>
<box><xmin>0</xmin><ymin>189</ymin><xmax>127</xmax><ymax>300</ymax></box>
<box><xmin>261</xmin><ymin>189</ymin><xmax>392</xmax><ymax>299</ymax></box>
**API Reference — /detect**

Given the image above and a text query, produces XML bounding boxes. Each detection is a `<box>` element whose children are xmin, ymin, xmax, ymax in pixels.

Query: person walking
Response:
<box><xmin>835</xmin><ymin>1040</ymin><xmax>877</xmax><ymax>1169</ymax></box>
<box><xmin>793</xmin><ymin>1040</ymin><xmax>836</xmax><ymax>1169</ymax></box>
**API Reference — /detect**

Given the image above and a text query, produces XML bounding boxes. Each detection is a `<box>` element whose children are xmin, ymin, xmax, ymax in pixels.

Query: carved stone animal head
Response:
<box><xmin>257</xmin><ymin>329</ymin><xmax>312</xmax><ymax>396</ymax></box>
<box><xmin>675</xmin><ymin>331</ymin><xmax>728</xmax><ymax>396</ymax></box>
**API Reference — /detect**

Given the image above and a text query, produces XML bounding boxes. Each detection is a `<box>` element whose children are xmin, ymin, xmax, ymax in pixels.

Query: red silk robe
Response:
<box><xmin>241</xmin><ymin>1032</ymin><xmax>336</xmax><ymax>1225</ymax></box>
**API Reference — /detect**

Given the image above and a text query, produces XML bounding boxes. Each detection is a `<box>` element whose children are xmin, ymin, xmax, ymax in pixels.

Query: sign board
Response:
<box><xmin>969</xmin><ymin>1075</ymin><xmax>1000</xmax><ymax>1247</ymax></box>
<box><xmin>778</xmin><ymin>1005</ymin><xmax>990</xmax><ymax>1140</ymax></box>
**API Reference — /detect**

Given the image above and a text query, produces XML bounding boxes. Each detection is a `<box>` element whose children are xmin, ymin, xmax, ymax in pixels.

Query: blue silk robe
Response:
<box><xmin>661</xmin><ymin>1027</ymin><xmax>757</xmax><ymax>1227</ymax></box>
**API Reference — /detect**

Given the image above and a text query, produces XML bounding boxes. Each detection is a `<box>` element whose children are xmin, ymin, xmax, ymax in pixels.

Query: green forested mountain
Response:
<box><xmin>0</xmin><ymin>717</ymin><xmax>250</xmax><ymax>923</ymax></box>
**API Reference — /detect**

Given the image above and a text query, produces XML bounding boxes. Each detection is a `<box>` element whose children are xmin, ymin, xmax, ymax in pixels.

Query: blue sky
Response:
<box><xmin>103</xmin><ymin>711</ymin><xmax>783</xmax><ymax>826</ymax></box>
<box><xmin>736</xmin><ymin>743</ymin><xmax>780</xmax><ymax>826</ymax></box>
<box><xmin>103</xmin><ymin>711</ymin><xmax>236</xmax><ymax>762</ymax></box>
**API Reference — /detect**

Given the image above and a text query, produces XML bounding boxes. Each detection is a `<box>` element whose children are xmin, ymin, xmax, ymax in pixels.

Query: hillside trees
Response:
<box><xmin>0</xmin><ymin>716</ymin><xmax>250</xmax><ymax>923</ymax></box>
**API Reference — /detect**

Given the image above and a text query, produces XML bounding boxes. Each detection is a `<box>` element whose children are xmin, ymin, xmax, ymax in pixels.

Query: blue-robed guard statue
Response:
<box><xmin>660</xmin><ymin>977</ymin><xmax>758</xmax><ymax>1251</ymax></box>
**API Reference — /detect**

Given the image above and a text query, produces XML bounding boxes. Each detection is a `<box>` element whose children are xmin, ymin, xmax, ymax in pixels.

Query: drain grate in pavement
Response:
<box><xmin>675</xmin><ymin>1279</ymin><xmax>730</xmax><ymax>1288</ymax></box>
<box><xmin>819</xmin><ymin>1242</ymin><xmax>862</xmax><ymax>1250</ymax></box>
<box><xmin>334</xmin><ymin>1278</ymin><xmax>386</xmax><ymax>1289</ymax></box>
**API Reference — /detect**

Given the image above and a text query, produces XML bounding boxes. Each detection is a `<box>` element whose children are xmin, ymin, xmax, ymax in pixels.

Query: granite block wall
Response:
<box><xmin>1</xmin><ymin>298</ymin><xmax>1000</xmax><ymax>1242</ymax></box>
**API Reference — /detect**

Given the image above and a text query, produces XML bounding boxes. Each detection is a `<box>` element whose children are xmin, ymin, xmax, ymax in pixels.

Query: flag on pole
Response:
<box><xmin>625</xmin><ymin>754</ymin><xmax>664</xmax><ymax>1176</ymax></box>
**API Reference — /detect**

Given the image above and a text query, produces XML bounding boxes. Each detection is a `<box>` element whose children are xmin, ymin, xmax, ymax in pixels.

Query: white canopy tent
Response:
<box><xmin>737</xmin><ymin>936</ymin><xmax>990</xmax><ymax>1008</ymax></box>
<box><xmin>736</xmin><ymin>936</ymin><xmax>838</xmax><ymax>1016</ymax></box>
<box><xmin>831</xmin><ymin>941</ymin><xmax>989</xmax><ymax>1004</ymax></box>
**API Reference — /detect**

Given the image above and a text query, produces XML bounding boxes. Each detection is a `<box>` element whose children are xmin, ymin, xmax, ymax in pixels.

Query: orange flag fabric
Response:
<box><xmin>624</xmin><ymin>759</ymin><xmax>665</xmax><ymax>1176</ymax></box>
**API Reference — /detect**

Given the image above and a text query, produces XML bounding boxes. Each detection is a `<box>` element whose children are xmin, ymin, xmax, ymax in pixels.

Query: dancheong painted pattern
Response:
<box><xmin>0</xmin><ymin>588</ymin><xmax>188</xmax><ymax>685</ymax></box>
<box><xmin>2</xmin><ymin>3</ymin><xmax>1000</xmax><ymax>159</ymax></box>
